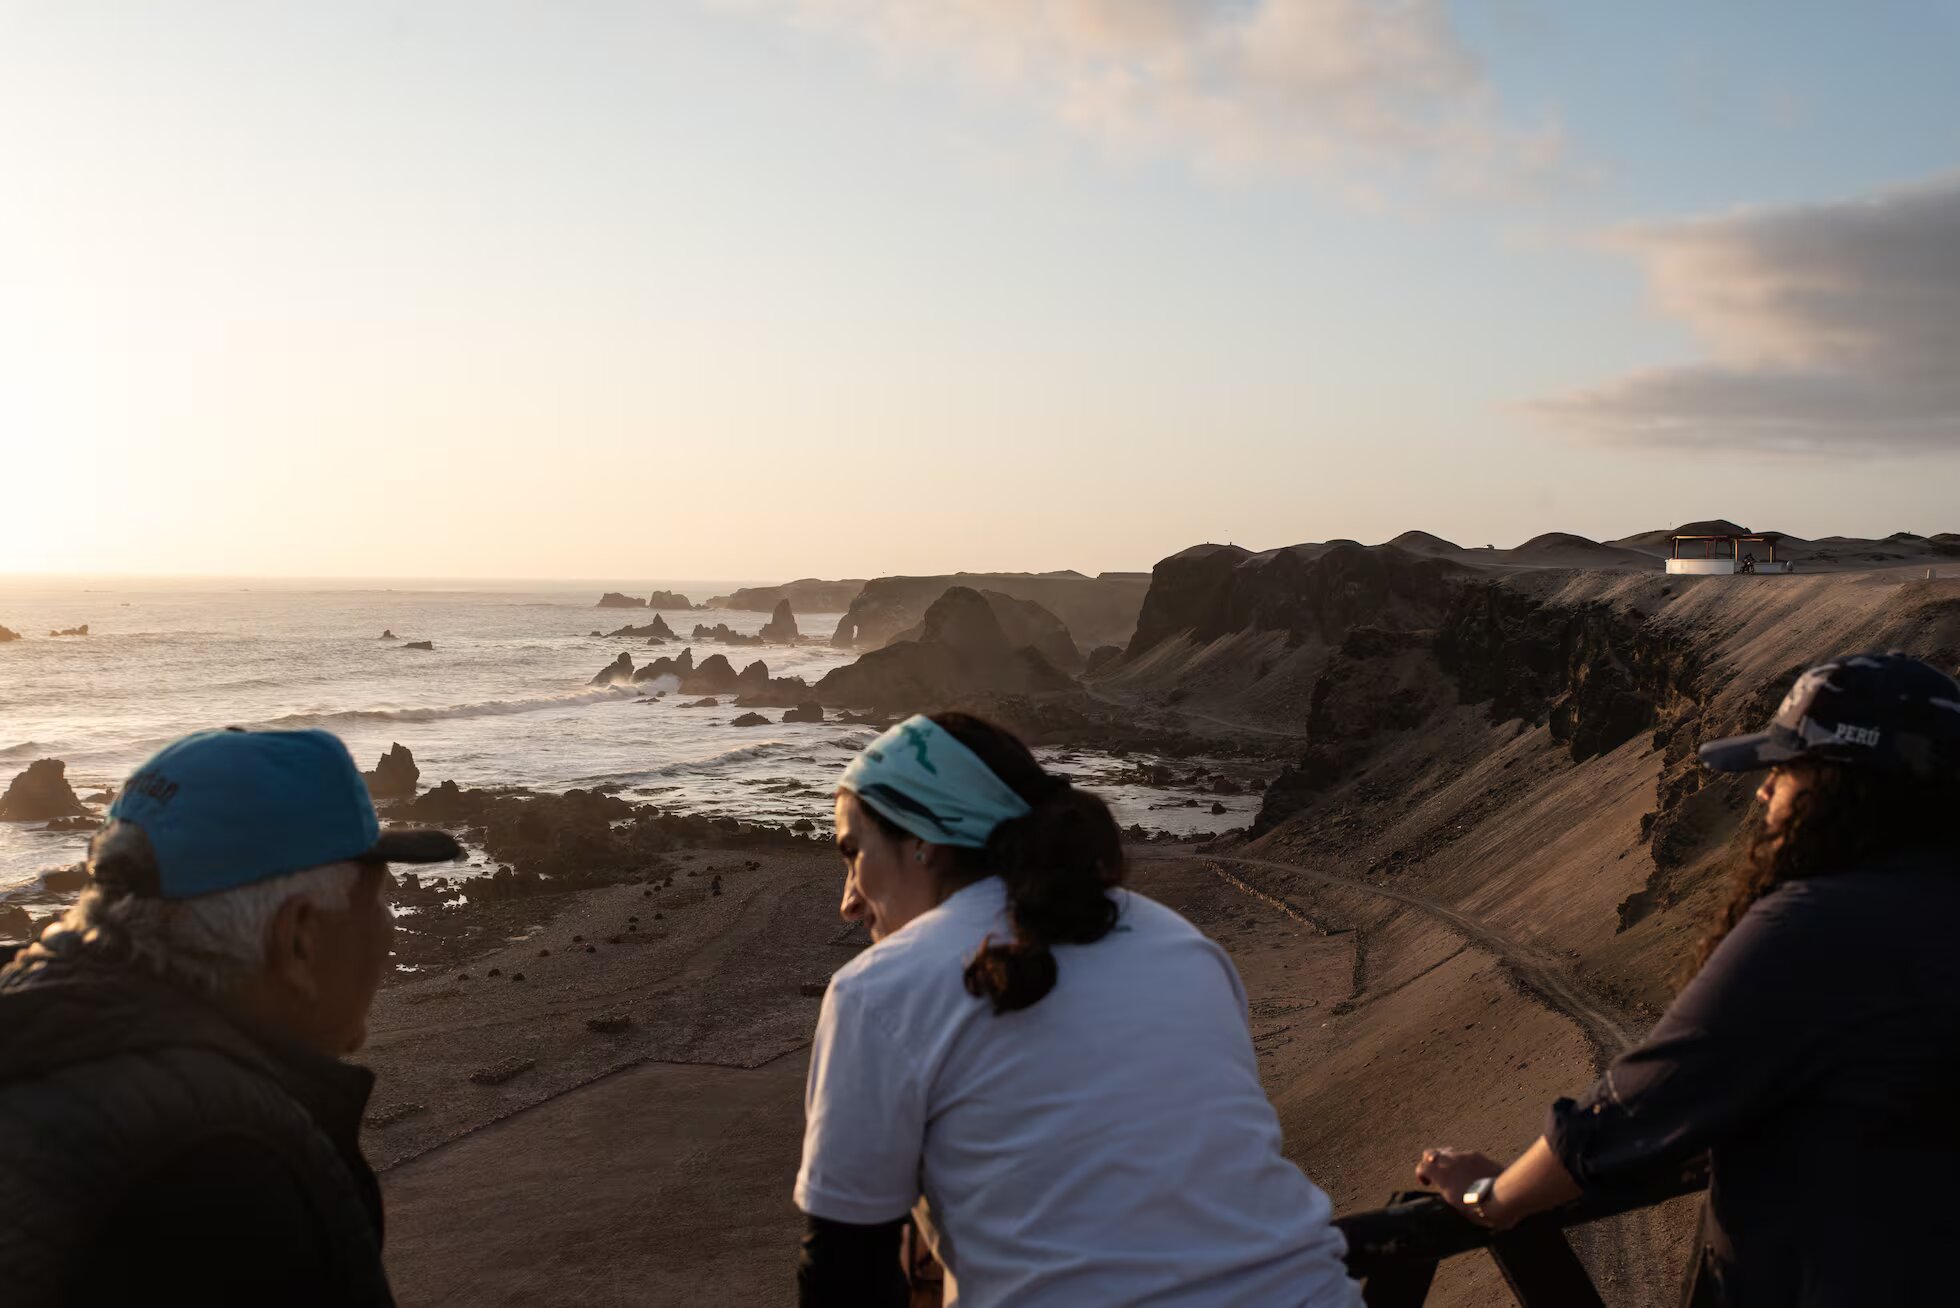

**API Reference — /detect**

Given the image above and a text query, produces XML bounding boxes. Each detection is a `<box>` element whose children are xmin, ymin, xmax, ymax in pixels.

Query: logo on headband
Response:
<box><xmin>897</xmin><ymin>722</ymin><xmax>940</xmax><ymax>775</ymax></box>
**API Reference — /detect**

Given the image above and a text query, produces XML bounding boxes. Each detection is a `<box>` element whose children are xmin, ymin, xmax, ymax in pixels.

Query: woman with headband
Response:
<box><xmin>794</xmin><ymin>712</ymin><xmax>1360</xmax><ymax>1307</ymax></box>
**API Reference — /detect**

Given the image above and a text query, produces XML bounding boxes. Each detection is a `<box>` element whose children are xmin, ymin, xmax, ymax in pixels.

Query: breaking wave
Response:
<box><xmin>252</xmin><ymin>686</ymin><xmax>640</xmax><ymax>730</ymax></box>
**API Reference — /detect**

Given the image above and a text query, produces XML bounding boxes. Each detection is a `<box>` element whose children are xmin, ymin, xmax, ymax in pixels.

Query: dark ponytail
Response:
<box><xmin>923</xmin><ymin>712</ymin><xmax>1127</xmax><ymax>1014</ymax></box>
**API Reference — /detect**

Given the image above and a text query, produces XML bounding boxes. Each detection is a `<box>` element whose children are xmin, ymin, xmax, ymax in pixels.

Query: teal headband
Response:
<box><xmin>838</xmin><ymin>715</ymin><xmax>1033</xmax><ymax>849</ymax></box>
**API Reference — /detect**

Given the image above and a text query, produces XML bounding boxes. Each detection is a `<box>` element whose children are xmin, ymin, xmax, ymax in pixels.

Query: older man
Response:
<box><xmin>0</xmin><ymin>728</ymin><xmax>460</xmax><ymax>1306</ymax></box>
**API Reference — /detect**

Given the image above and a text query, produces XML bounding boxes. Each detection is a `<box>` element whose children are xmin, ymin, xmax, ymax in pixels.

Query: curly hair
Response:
<box><xmin>1696</xmin><ymin>762</ymin><xmax>1960</xmax><ymax>970</ymax></box>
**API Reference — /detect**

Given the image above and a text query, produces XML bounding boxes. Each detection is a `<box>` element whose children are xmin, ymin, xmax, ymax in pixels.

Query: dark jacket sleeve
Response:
<box><xmin>67</xmin><ymin>1133</ymin><xmax>338</xmax><ymax>1307</ymax></box>
<box><xmin>1547</xmin><ymin>882</ymin><xmax>1853</xmax><ymax>1188</ymax></box>
<box><xmin>797</xmin><ymin>1213</ymin><xmax>908</xmax><ymax>1308</ymax></box>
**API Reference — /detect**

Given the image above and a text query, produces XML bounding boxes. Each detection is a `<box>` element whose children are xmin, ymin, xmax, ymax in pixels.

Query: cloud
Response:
<box><xmin>1537</xmin><ymin>173</ymin><xmax>1960</xmax><ymax>455</ymax></box>
<box><xmin>737</xmin><ymin>0</ymin><xmax>1564</xmax><ymax>192</ymax></box>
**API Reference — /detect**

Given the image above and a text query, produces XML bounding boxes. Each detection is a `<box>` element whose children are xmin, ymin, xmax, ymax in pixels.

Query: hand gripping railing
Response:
<box><xmin>1333</xmin><ymin>1161</ymin><xmax>1711</xmax><ymax>1307</ymax></box>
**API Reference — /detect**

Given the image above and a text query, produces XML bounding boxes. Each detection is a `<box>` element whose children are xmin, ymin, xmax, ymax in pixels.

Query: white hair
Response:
<box><xmin>46</xmin><ymin>820</ymin><xmax>362</xmax><ymax>995</ymax></box>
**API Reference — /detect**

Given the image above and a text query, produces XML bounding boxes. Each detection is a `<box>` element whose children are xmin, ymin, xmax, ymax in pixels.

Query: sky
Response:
<box><xmin>3</xmin><ymin>0</ymin><xmax>1958</xmax><ymax>580</ymax></box>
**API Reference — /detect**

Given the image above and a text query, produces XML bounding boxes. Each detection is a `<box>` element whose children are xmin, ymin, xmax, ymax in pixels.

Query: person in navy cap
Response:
<box><xmin>0</xmin><ymin>728</ymin><xmax>462</xmax><ymax>1307</ymax></box>
<box><xmin>1412</xmin><ymin>653</ymin><xmax>1960</xmax><ymax>1306</ymax></box>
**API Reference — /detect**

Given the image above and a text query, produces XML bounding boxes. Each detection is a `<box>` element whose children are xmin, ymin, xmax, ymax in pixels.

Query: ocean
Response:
<box><xmin>1</xmin><ymin>578</ymin><xmax>1258</xmax><ymax>913</ymax></box>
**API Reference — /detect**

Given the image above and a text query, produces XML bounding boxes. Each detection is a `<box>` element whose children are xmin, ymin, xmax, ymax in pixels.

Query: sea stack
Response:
<box><xmin>0</xmin><ymin>624</ymin><xmax>20</xmax><ymax>643</ymax></box>
<box><xmin>596</xmin><ymin>592</ymin><xmax>647</xmax><ymax>609</ymax></box>
<box><xmin>0</xmin><ymin>760</ymin><xmax>91</xmax><ymax>821</ymax></box>
<box><xmin>759</xmin><ymin>600</ymin><xmax>799</xmax><ymax>642</ymax></box>
<box><xmin>362</xmin><ymin>744</ymin><xmax>421</xmax><ymax>801</ymax></box>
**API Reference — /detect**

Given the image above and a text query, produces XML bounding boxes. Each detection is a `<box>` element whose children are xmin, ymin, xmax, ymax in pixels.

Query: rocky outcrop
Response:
<box><xmin>597</xmin><ymin>592</ymin><xmax>646</xmax><ymax>608</ymax></box>
<box><xmin>691</xmin><ymin>623</ymin><xmax>762</xmax><ymax>646</ymax></box>
<box><xmin>758</xmin><ymin>600</ymin><xmax>799</xmax><ymax>642</ymax></box>
<box><xmin>0</xmin><ymin>903</ymin><xmax>32</xmax><ymax>940</ymax></box>
<box><xmin>47</xmin><ymin>625</ymin><xmax>88</xmax><ymax>637</ymax></box>
<box><xmin>379</xmin><ymin>630</ymin><xmax>398</xmax><ymax>640</ymax></box>
<box><xmin>1436</xmin><ymin>583</ymin><xmax>1701</xmax><ymax>764</ymax></box>
<box><xmin>605</xmin><ymin>615</ymin><xmax>676</xmax><ymax>640</ymax></box>
<box><xmin>401</xmin><ymin>640</ymin><xmax>434</xmax><ymax>651</ymax></box>
<box><xmin>646</xmin><ymin>591</ymin><xmax>696</xmax><ymax>611</ymax></box>
<box><xmin>893</xmin><ymin>590</ymin><xmax>1080</xmax><ymax>672</ymax></box>
<box><xmin>782</xmin><ymin>702</ymin><xmax>824</xmax><ymax>723</ymax></box>
<box><xmin>682</xmin><ymin>654</ymin><xmax>742</xmax><ymax>695</ymax></box>
<box><xmin>0</xmin><ymin>625</ymin><xmax>19</xmax><ymax>643</ymax></box>
<box><xmin>362</xmin><ymin>744</ymin><xmax>421</xmax><ymax>801</ymax></box>
<box><xmin>0</xmin><ymin>760</ymin><xmax>90</xmax><ymax>821</ymax></box>
<box><xmin>1127</xmin><ymin>542</ymin><xmax>1463</xmax><ymax>657</ymax></box>
<box><xmin>831</xmin><ymin>572</ymin><xmax>1150</xmax><ymax>651</ymax></box>
<box><xmin>731</xmin><ymin>712</ymin><xmax>772</xmax><ymax>727</ymax></box>
<box><xmin>706</xmin><ymin>579</ymin><xmax>866</xmax><ymax>613</ymax></box>
<box><xmin>591</xmin><ymin>652</ymin><xmax>635</xmax><ymax>685</ymax></box>
<box><xmin>1083</xmin><ymin>645</ymin><xmax>1124</xmax><ymax>676</ymax></box>
<box><xmin>816</xmin><ymin>586</ymin><xmax>1076</xmax><ymax>712</ymax></box>
<box><xmin>630</xmin><ymin>646</ymin><xmax>695</xmax><ymax>684</ymax></box>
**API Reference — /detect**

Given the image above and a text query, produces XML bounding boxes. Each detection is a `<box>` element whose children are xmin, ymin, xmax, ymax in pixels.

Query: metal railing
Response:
<box><xmin>1334</xmin><ymin>1161</ymin><xmax>1710</xmax><ymax>1307</ymax></box>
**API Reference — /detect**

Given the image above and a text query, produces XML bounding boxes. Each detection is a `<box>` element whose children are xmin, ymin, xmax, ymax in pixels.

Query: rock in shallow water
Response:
<box><xmin>0</xmin><ymin>759</ymin><xmax>90</xmax><ymax>821</ymax></box>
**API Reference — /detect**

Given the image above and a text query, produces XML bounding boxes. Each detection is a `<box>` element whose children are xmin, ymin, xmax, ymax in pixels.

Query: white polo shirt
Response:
<box><xmin>795</xmin><ymin>877</ymin><xmax>1361</xmax><ymax>1307</ymax></box>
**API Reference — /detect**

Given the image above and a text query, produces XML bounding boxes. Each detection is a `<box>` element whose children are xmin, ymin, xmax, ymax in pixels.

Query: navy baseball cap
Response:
<box><xmin>1699</xmin><ymin>653</ymin><xmax>1960</xmax><ymax>778</ymax></box>
<box><xmin>104</xmin><ymin>728</ymin><xmax>462</xmax><ymax>899</ymax></box>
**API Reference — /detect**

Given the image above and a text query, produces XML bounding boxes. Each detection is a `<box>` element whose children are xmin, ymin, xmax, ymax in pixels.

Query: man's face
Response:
<box><xmin>269</xmin><ymin>861</ymin><xmax>395</xmax><ymax>1054</ymax></box>
<box><xmin>1755</xmin><ymin>763</ymin><xmax>1814</xmax><ymax>839</ymax></box>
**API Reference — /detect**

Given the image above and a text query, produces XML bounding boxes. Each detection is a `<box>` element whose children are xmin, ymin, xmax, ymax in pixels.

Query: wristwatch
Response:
<box><xmin>1462</xmin><ymin>1176</ymin><xmax>1499</xmax><ymax>1217</ymax></box>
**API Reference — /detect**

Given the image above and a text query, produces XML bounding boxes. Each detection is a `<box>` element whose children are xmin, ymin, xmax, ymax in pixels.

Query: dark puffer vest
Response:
<box><xmin>0</xmin><ymin>943</ymin><xmax>393</xmax><ymax>1306</ymax></box>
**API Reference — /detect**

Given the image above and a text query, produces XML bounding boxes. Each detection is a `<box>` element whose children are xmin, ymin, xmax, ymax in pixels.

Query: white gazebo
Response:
<box><xmin>1666</xmin><ymin>533</ymin><xmax>1793</xmax><ymax>575</ymax></box>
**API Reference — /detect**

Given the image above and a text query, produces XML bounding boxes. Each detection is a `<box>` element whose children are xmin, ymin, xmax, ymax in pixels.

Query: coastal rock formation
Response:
<box><xmin>737</xmin><ymin>660</ymin><xmax>769</xmax><ymax>690</ymax></box>
<box><xmin>646</xmin><ymin>591</ymin><xmax>696</xmax><ymax>611</ymax></box>
<box><xmin>401</xmin><ymin>640</ymin><xmax>434</xmax><ymax>651</ymax></box>
<box><xmin>0</xmin><ymin>760</ymin><xmax>90</xmax><ymax>821</ymax></box>
<box><xmin>363</xmin><ymin>744</ymin><xmax>421</xmax><ymax>801</ymax></box>
<box><xmin>630</xmin><ymin>646</ymin><xmax>694</xmax><ymax>684</ymax></box>
<box><xmin>0</xmin><ymin>624</ymin><xmax>19</xmax><ymax>643</ymax></box>
<box><xmin>731</xmin><ymin>669</ymin><xmax>818</xmax><ymax>708</ymax></box>
<box><xmin>47</xmin><ymin>625</ymin><xmax>88</xmax><ymax>637</ymax></box>
<box><xmin>831</xmin><ymin>571</ymin><xmax>1150</xmax><ymax>652</ymax></box>
<box><xmin>893</xmin><ymin>590</ymin><xmax>1080</xmax><ymax>672</ymax></box>
<box><xmin>1127</xmin><ymin>542</ymin><xmax>1462</xmax><ymax>657</ymax></box>
<box><xmin>380</xmin><ymin>630</ymin><xmax>398</xmax><ymax>640</ymax></box>
<box><xmin>590</xmin><ymin>653</ymin><xmax>635</xmax><ymax>686</ymax></box>
<box><xmin>0</xmin><ymin>903</ymin><xmax>31</xmax><ymax>940</ymax></box>
<box><xmin>706</xmin><ymin>579</ymin><xmax>866</xmax><ymax>613</ymax></box>
<box><xmin>682</xmin><ymin>654</ymin><xmax>740</xmax><ymax>695</ymax></box>
<box><xmin>596</xmin><ymin>592</ymin><xmax>646</xmax><ymax>608</ymax></box>
<box><xmin>683</xmin><ymin>697</ymin><xmax>719</xmax><ymax>708</ymax></box>
<box><xmin>758</xmin><ymin>600</ymin><xmax>799</xmax><ymax>642</ymax></box>
<box><xmin>782</xmin><ymin>702</ymin><xmax>824</xmax><ymax>723</ymax></box>
<box><xmin>731</xmin><ymin>712</ymin><xmax>772</xmax><ymax>727</ymax></box>
<box><xmin>606</xmin><ymin>615</ymin><xmax>676</xmax><ymax>640</ymax></box>
<box><xmin>815</xmin><ymin>586</ymin><xmax>1076</xmax><ymax>712</ymax></box>
<box><xmin>690</xmin><ymin>623</ymin><xmax>762</xmax><ymax>647</ymax></box>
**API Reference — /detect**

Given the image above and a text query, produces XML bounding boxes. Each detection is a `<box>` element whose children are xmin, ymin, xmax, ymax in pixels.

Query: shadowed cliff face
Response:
<box><xmin>832</xmin><ymin>572</ymin><xmax>1149</xmax><ymax>651</ymax></box>
<box><xmin>1125</xmin><ymin>542</ymin><xmax>1464</xmax><ymax>658</ymax></box>
<box><xmin>815</xmin><ymin>586</ymin><xmax>1075</xmax><ymax>712</ymax></box>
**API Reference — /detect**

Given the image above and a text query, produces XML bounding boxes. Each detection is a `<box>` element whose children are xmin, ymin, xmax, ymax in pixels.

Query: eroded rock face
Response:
<box><xmin>1128</xmin><ymin>542</ymin><xmax>1462</xmax><ymax>657</ymax></box>
<box><xmin>630</xmin><ymin>646</ymin><xmax>695</xmax><ymax>684</ymax></box>
<box><xmin>815</xmin><ymin>586</ymin><xmax>1077</xmax><ymax>712</ymax></box>
<box><xmin>590</xmin><ymin>652</ymin><xmax>635</xmax><ymax>686</ymax></box>
<box><xmin>706</xmin><ymin>579</ymin><xmax>866</xmax><ymax>613</ymax></box>
<box><xmin>758</xmin><ymin>600</ymin><xmax>799</xmax><ymax>642</ymax></box>
<box><xmin>363</xmin><ymin>744</ymin><xmax>421</xmax><ymax>801</ymax></box>
<box><xmin>782</xmin><ymin>702</ymin><xmax>824</xmax><ymax>723</ymax></box>
<box><xmin>831</xmin><ymin>573</ymin><xmax>1149</xmax><ymax>651</ymax></box>
<box><xmin>0</xmin><ymin>759</ymin><xmax>89</xmax><ymax>821</ymax></box>
<box><xmin>597</xmin><ymin>592</ymin><xmax>646</xmax><ymax>608</ymax></box>
<box><xmin>684</xmin><ymin>654</ymin><xmax>741</xmax><ymax>695</ymax></box>
<box><xmin>646</xmin><ymin>591</ymin><xmax>695</xmax><ymax>611</ymax></box>
<box><xmin>691</xmin><ymin>623</ymin><xmax>762</xmax><ymax>646</ymax></box>
<box><xmin>893</xmin><ymin>590</ymin><xmax>1080</xmax><ymax>672</ymax></box>
<box><xmin>0</xmin><ymin>625</ymin><xmax>19</xmax><ymax>642</ymax></box>
<box><xmin>1083</xmin><ymin>645</ymin><xmax>1124</xmax><ymax>676</ymax></box>
<box><xmin>731</xmin><ymin>712</ymin><xmax>772</xmax><ymax>727</ymax></box>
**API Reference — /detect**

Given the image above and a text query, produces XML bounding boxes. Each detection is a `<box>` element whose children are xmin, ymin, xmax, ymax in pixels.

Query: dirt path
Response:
<box><xmin>1168</xmin><ymin>850</ymin><xmax>1635</xmax><ymax>1057</ymax></box>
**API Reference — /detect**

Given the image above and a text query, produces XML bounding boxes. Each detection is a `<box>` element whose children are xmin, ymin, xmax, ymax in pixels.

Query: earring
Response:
<box><xmin>915</xmin><ymin>850</ymin><xmax>927</xmax><ymax>863</ymax></box>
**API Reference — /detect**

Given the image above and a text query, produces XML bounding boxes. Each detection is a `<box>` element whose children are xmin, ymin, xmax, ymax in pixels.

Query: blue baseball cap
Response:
<box><xmin>104</xmin><ymin>728</ymin><xmax>461</xmax><ymax>899</ymax></box>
